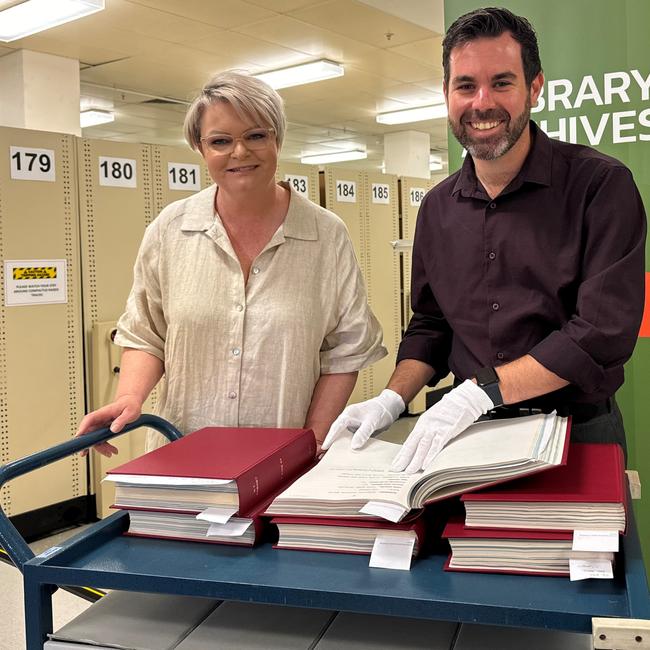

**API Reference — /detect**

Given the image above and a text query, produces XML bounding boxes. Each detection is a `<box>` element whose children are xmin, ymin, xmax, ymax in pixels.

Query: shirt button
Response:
<box><xmin>489</xmin><ymin>202</ymin><xmax>497</xmax><ymax>209</ymax></box>
<box><xmin>488</xmin><ymin>251</ymin><xmax>496</xmax><ymax>260</ymax></box>
<box><xmin>492</xmin><ymin>302</ymin><xmax>500</xmax><ymax>311</ymax></box>
<box><xmin>232</xmin><ymin>347</ymin><xmax>241</xmax><ymax>356</ymax></box>
<box><xmin>497</xmin><ymin>352</ymin><xmax>504</xmax><ymax>360</ymax></box>
<box><xmin>228</xmin><ymin>391</ymin><xmax>237</xmax><ymax>399</ymax></box>
<box><xmin>252</xmin><ymin>267</ymin><xmax>260</xmax><ymax>275</ymax></box>
<box><xmin>235</xmin><ymin>304</ymin><xmax>243</xmax><ymax>312</ymax></box>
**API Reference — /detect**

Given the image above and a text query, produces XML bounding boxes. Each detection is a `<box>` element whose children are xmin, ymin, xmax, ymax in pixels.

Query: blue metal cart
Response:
<box><xmin>1</xmin><ymin>415</ymin><xmax>649</xmax><ymax>650</ymax></box>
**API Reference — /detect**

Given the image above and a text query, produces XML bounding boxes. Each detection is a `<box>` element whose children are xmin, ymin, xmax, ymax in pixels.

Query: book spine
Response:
<box><xmin>236</xmin><ymin>431</ymin><xmax>316</xmax><ymax>515</ymax></box>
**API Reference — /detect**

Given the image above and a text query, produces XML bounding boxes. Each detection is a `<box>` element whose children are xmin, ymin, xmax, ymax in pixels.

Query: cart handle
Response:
<box><xmin>0</xmin><ymin>414</ymin><xmax>182</xmax><ymax>572</ymax></box>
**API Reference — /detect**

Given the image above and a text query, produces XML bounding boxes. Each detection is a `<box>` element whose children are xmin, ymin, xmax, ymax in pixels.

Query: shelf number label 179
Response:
<box><xmin>168</xmin><ymin>162</ymin><xmax>200</xmax><ymax>191</ymax></box>
<box><xmin>371</xmin><ymin>183</ymin><xmax>390</xmax><ymax>204</ymax></box>
<box><xmin>10</xmin><ymin>146</ymin><xmax>55</xmax><ymax>182</ymax></box>
<box><xmin>336</xmin><ymin>180</ymin><xmax>356</xmax><ymax>203</ymax></box>
<box><xmin>410</xmin><ymin>187</ymin><xmax>426</xmax><ymax>207</ymax></box>
<box><xmin>98</xmin><ymin>156</ymin><xmax>137</xmax><ymax>188</ymax></box>
<box><xmin>284</xmin><ymin>174</ymin><xmax>309</xmax><ymax>196</ymax></box>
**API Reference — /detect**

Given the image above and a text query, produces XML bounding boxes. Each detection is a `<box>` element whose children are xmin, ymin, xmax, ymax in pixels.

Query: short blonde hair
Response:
<box><xmin>184</xmin><ymin>70</ymin><xmax>286</xmax><ymax>151</ymax></box>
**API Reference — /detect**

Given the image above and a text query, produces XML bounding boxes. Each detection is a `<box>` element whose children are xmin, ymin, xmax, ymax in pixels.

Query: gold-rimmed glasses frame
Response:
<box><xmin>200</xmin><ymin>127</ymin><xmax>276</xmax><ymax>155</ymax></box>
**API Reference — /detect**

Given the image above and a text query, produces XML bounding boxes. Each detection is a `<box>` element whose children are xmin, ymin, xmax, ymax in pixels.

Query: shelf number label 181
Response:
<box><xmin>336</xmin><ymin>180</ymin><xmax>356</xmax><ymax>203</ymax></box>
<box><xmin>10</xmin><ymin>146</ymin><xmax>55</xmax><ymax>182</ymax></box>
<box><xmin>168</xmin><ymin>162</ymin><xmax>200</xmax><ymax>191</ymax></box>
<box><xmin>371</xmin><ymin>183</ymin><xmax>390</xmax><ymax>204</ymax></box>
<box><xmin>284</xmin><ymin>174</ymin><xmax>309</xmax><ymax>196</ymax></box>
<box><xmin>98</xmin><ymin>156</ymin><xmax>137</xmax><ymax>188</ymax></box>
<box><xmin>410</xmin><ymin>187</ymin><xmax>426</xmax><ymax>207</ymax></box>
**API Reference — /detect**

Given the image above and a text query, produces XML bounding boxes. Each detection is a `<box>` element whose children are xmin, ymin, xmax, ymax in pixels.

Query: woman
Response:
<box><xmin>77</xmin><ymin>70</ymin><xmax>386</xmax><ymax>454</ymax></box>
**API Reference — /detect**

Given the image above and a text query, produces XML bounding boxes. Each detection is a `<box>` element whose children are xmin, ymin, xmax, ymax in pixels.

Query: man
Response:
<box><xmin>323</xmin><ymin>7</ymin><xmax>646</xmax><ymax>473</ymax></box>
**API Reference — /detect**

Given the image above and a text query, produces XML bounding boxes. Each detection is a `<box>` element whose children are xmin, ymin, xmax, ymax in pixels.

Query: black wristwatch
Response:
<box><xmin>474</xmin><ymin>366</ymin><xmax>504</xmax><ymax>407</ymax></box>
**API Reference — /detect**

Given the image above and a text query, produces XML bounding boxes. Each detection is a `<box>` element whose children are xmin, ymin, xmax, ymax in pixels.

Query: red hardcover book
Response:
<box><xmin>271</xmin><ymin>515</ymin><xmax>426</xmax><ymax>556</ymax></box>
<box><xmin>442</xmin><ymin>517</ymin><xmax>577</xmax><ymax>576</ymax></box>
<box><xmin>461</xmin><ymin>443</ymin><xmax>626</xmax><ymax>533</ymax></box>
<box><xmin>106</xmin><ymin>426</ymin><xmax>316</xmax><ymax>517</ymax></box>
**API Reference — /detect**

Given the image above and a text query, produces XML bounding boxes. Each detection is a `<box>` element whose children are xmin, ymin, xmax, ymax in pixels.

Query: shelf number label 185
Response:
<box><xmin>410</xmin><ymin>187</ymin><xmax>426</xmax><ymax>207</ymax></box>
<box><xmin>98</xmin><ymin>156</ymin><xmax>137</xmax><ymax>188</ymax></box>
<box><xmin>284</xmin><ymin>174</ymin><xmax>309</xmax><ymax>196</ymax></box>
<box><xmin>168</xmin><ymin>162</ymin><xmax>200</xmax><ymax>191</ymax></box>
<box><xmin>336</xmin><ymin>180</ymin><xmax>356</xmax><ymax>203</ymax></box>
<box><xmin>371</xmin><ymin>183</ymin><xmax>390</xmax><ymax>204</ymax></box>
<box><xmin>10</xmin><ymin>146</ymin><xmax>55</xmax><ymax>182</ymax></box>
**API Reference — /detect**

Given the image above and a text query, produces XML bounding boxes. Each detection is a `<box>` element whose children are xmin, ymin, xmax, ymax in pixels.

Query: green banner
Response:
<box><xmin>445</xmin><ymin>0</ymin><xmax>650</xmax><ymax>570</ymax></box>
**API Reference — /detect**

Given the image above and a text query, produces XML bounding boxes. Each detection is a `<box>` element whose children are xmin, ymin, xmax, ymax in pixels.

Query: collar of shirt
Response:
<box><xmin>178</xmin><ymin>183</ymin><xmax>319</xmax><ymax>243</ymax></box>
<box><xmin>451</xmin><ymin>121</ymin><xmax>553</xmax><ymax>200</ymax></box>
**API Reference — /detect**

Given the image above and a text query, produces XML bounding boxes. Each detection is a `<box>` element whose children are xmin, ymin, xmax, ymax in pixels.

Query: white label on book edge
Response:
<box><xmin>360</xmin><ymin>501</ymin><xmax>408</xmax><ymax>523</ymax></box>
<box><xmin>207</xmin><ymin>519</ymin><xmax>252</xmax><ymax>537</ymax></box>
<box><xmin>369</xmin><ymin>533</ymin><xmax>415</xmax><ymax>571</ymax></box>
<box><xmin>103</xmin><ymin>474</ymin><xmax>233</xmax><ymax>486</ymax></box>
<box><xmin>573</xmin><ymin>530</ymin><xmax>619</xmax><ymax>552</ymax></box>
<box><xmin>569</xmin><ymin>558</ymin><xmax>614</xmax><ymax>581</ymax></box>
<box><xmin>197</xmin><ymin>506</ymin><xmax>238</xmax><ymax>524</ymax></box>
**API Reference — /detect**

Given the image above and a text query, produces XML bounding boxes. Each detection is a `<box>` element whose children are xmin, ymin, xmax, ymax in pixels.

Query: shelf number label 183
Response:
<box><xmin>98</xmin><ymin>156</ymin><xmax>137</xmax><ymax>188</ymax></box>
<box><xmin>371</xmin><ymin>183</ymin><xmax>390</xmax><ymax>204</ymax></box>
<box><xmin>10</xmin><ymin>146</ymin><xmax>55</xmax><ymax>182</ymax></box>
<box><xmin>284</xmin><ymin>174</ymin><xmax>309</xmax><ymax>196</ymax></box>
<box><xmin>410</xmin><ymin>187</ymin><xmax>426</xmax><ymax>207</ymax></box>
<box><xmin>336</xmin><ymin>180</ymin><xmax>356</xmax><ymax>203</ymax></box>
<box><xmin>168</xmin><ymin>162</ymin><xmax>200</xmax><ymax>191</ymax></box>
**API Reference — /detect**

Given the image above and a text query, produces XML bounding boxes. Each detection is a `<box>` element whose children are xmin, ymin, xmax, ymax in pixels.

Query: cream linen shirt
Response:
<box><xmin>115</xmin><ymin>183</ymin><xmax>387</xmax><ymax>449</ymax></box>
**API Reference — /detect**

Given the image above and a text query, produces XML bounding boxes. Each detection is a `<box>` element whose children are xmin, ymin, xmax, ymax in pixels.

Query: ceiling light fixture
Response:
<box><xmin>376</xmin><ymin>103</ymin><xmax>448</xmax><ymax>125</ymax></box>
<box><xmin>429</xmin><ymin>154</ymin><xmax>444</xmax><ymax>171</ymax></box>
<box><xmin>80</xmin><ymin>109</ymin><xmax>114</xmax><ymax>128</ymax></box>
<box><xmin>255</xmin><ymin>60</ymin><xmax>344</xmax><ymax>90</ymax></box>
<box><xmin>0</xmin><ymin>0</ymin><xmax>105</xmax><ymax>42</ymax></box>
<box><xmin>301</xmin><ymin>150</ymin><xmax>367</xmax><ymax>165</ymax></box>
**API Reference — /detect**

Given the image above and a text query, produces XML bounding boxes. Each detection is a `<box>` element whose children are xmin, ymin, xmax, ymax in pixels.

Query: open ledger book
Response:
<box><xmin>266</xmin><ymin>412</ymin><xmax>569</xmax><ymax>523</ymax></box>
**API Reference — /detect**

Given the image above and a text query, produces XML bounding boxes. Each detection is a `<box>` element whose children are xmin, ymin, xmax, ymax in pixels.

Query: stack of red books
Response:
<box><xmin>443</xmin><ymin>443</ymin><xmax>627</xmax><ymax>576</ymax></box>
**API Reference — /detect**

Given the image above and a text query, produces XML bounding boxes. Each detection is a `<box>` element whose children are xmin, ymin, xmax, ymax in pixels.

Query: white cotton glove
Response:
<box><xmin>322</xmin><ymin>389</ymin><xmax>405</xmax><ymax>451</ymax></box>
<box><xmin>391</xmin><ymin>379</ymin><xmax>494</xmax><ymax>474</ymax></box>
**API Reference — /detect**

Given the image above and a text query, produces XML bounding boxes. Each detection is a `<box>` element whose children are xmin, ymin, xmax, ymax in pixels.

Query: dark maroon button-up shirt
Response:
<box><xmin>397</xmin><ymin>122</ymin><xmax>646</xmax><ymax>408</ymax></box>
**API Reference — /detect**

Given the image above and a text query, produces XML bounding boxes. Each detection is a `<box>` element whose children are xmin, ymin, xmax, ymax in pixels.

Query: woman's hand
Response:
<box><xmin>75</xmin><ymin>395</ymin><xmax>143</xmax><ymax>458</ymax></box>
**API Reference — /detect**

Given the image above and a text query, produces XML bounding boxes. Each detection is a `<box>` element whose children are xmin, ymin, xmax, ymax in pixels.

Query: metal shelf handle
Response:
<box><xmin>0</xmin><ymin>414</ymin><xmax>182</xmax><ymax>572</ymax></box>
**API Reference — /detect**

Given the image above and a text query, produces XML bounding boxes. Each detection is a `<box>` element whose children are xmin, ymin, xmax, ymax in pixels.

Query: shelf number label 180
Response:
<box><xmin>284</xmin><ymin>174</ymin><xmax>309</xmax><ymax>196</ymax></box>
<box><xmin>98</xmin><ymin>156</ymin><xmax>137</xmax><ymax>188</ymax></box>
<box><xmin>10</xmin><ymin>146</ymin><xmax>55</xmax><ymax>182</ymax></box>
<box><xmin>336</xmin><ymin>180</ymin><xmax>356</xmax><ymax>203</ymax></box>
<box><xmin>168</xmin><ymin>162</ymin><xmax>200</xmax><ymax>191</ymax></box>
<box><xmin>410</xmin><ymin>187</ymin><xmax>426</xmax><ymax>207</ymax></box>
<box><xmin>371</xmin><ymin>183</ymin><xmax>390</xmax><ymax>204</ymax></box>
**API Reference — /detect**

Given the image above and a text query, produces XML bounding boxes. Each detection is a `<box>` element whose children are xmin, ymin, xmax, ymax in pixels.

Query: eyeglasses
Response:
<box><xmin>200</xmin><ymin>127</ymin><xmax>276</xmax><ymax>155</ymax></box>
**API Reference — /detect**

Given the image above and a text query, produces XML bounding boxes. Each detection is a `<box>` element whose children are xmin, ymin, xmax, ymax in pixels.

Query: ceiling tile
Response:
<box><xmin>289</xmin><ymin>0</ymin><xmax>435</xmax><ymax>49</ymax></box>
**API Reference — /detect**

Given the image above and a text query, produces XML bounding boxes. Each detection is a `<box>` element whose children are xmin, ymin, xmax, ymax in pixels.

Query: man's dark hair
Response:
<box><xmin>442</xmin><ymin>7</ymin><xmax>542</xmax><ymax>87</ymax></box>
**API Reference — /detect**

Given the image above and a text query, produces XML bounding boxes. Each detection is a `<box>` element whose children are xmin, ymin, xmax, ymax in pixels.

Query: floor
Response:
<box><xmin>1</xmin><ymin>525</ymin><xmax>95</xmax><ymax>650</ymax></box>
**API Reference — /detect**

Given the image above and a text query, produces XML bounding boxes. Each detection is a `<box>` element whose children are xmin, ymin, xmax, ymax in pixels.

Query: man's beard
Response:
<box><xmin>449</xmin><ymin>96</ymin><xmax>531</xmax><ymax>161</ymax></box>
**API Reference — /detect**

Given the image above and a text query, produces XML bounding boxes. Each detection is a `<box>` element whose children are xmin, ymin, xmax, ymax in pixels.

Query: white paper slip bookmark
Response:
<box><xmin>569</xmin><ymin>558</ymin><xmax>614</xmax><ymax>581</ymax></box>
<box><xmin>207</xmin><ymin>520</ymin><xmax>252</xmax><ymax>537</ymax></box>
<box><xmin>573</xmin><ymin>530</ymin><xmax>619</xmax><ymax>553</ymax></box>
<box><xmin>369</xmin><ymin>533</ymin><xmax>416</xmax><ymax>571</ymax></box>
<box><xmin>360</xmin><ymin>501</ymin><xmax>408</xmax><ymax>523</ymax></box>
<box><xmin>103</xmin><ymin>474</ymin><xmax>233</xmax><ymax>486</ymax></box>
<box><xmin>196</xmin><ymin>507</ymin><xmax>238</xmax><ymax>524</ymax></box>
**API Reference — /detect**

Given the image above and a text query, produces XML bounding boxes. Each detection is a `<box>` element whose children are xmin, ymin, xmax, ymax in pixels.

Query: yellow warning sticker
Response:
<box><xmin>12</xmin><ymin>266</ymin><xmax>57</xmax><ymax>280</ymax></box>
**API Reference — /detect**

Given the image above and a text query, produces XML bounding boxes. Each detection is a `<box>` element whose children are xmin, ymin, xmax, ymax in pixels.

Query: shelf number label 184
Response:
<box><xmin>410</xmin><ymin>187</ymin><xmax>426</xmax><ymax>207</ymax></box>
<box><xmin>10</xmin><ymin>146</ymin><xmax>55</xmax><ymax>182</ymax></box>
<box><xmin>98</xmin><ymin>156</ymin><xmax>137</xmax><ymax>188</ymax></box>
<box><xmin>284</xmin><ymin>174</ymin><xmax>309</xmax><ymax>196</ymax></box>
<box><xmin>168</xmin><ymin>162</ymin><xmax>200</xmax><ymax>191</ymax></box>
<box><xmin>371</xmin><ymin>183</ymin><xmax>390</xmax><ymax>204</ymax></box>
<box><xmin>336</xmin><ymin>180</ymin><xmax>356</xmax><ymax>203</ymax></box>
